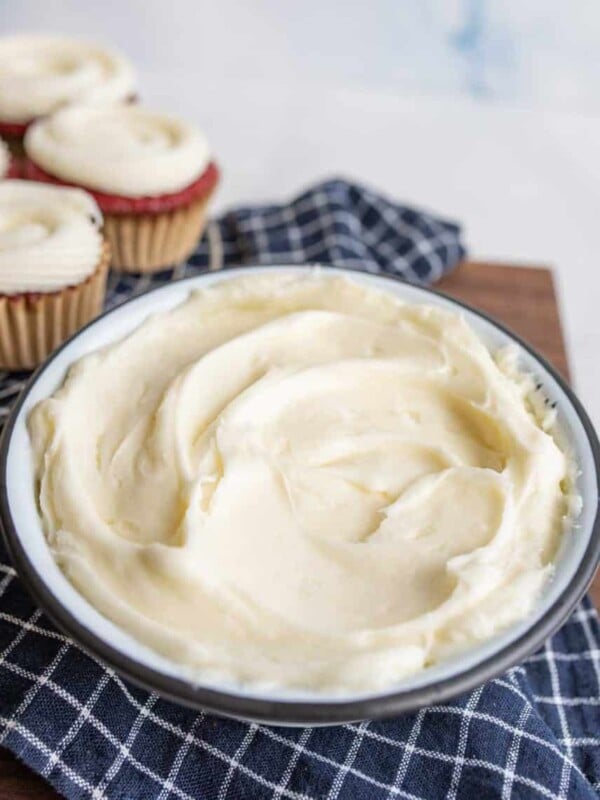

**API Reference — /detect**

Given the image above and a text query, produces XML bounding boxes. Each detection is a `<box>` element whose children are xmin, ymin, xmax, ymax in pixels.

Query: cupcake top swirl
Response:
<box><xmin>0</xmin><ymin>180</ymin><xmax>103</xmax><ymax>295</ymax></box>
<box><xmin>25</xmin><ymin>105</ymin><xmax>212</xmax><ymax>197</ymax></box>
<box><xmin>0</xmin><ymin>34</ymin><xmax>136</xmax><ymax>123</ymax></box>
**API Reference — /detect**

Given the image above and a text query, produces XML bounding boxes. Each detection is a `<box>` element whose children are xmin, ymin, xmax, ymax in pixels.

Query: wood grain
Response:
<box><xmin>0</xmin><ymin>747</ymin><xmax>59</xmax><ymax>800</ymax></box>
<box><xmin>0</xmin><ymin>261</ymin><xmax>593</xmax><ymax>799</ymax></box>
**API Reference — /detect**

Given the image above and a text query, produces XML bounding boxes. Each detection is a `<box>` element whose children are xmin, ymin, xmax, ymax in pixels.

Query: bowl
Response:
<box><xmin>1</xmin><ymin>265</ymin><xmax>599</xmax><ymax>726</ymax></box>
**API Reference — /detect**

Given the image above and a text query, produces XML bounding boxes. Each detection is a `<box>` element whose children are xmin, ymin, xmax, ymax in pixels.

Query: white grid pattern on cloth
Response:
<box><xmin>0</xmin><ymin>558</ymin><xmax>599</xmax><ymax>798</ymax></box>
<box><xmin>272</xmin><ymin>727</ymin><xmax>313</xmax><ymax>800</ymax></box>
<box><xmin>0</xmin><ymin>180</ymin><xmax>598</xmax><ymax>800</ymax></box>
<box><xmin>227</xmin><ymin>179</ymin><xmax>464</xmax><ymax>283</ymax></box>
<box><xmin>1</xmin><ymin>638</ymin><xmax>72</xmax><ymax>738</ymax></box>
<box><xmin>155</xmin><ymin>713</ymin><xmax>205</xmax><ymax>800</ymax></box>
<box><xmin>90</xmin><ymin>691</ymin><xmax>159</xmax><ymax>799</ymax></box>
<box><xmin>446</xmin><ymin>686</ymin><xmax>484</xmax><ymax>800</ymax></box>
<box><xmin>544</xmin><ymin>638</ymin><xmax>574</xmax><ymax>798</ymax></box>
<box><xmin>325</xmin><ymin>720</ymin><xmax>370</xmax><ymax>800</ymax></box>
<box><xmin>42</xmin><ymin>671</ymin><xmax>113</xmax><ymax>780</ymax></box>
<box><xmin>388</xmin><ymin>707</ymin><xmax>428</xmax><ymax>795</ymax></box>
<box><xmin>0</xmin><ymin>567</ymin><xmax>15</xmax><ymax>598</ymax></box>
<box><xmin>218</xmin><ymin>723</ymin><xmax>259</xmax><ymax>800</ymax></box>
<box><xmin>500</xmin><ymin>680</ymin><xmax>533</xmax><ymax>800</ymax></box>
<box><xmin>577</xmin><ymin>604</ymin><xmax>600</xmax><ymax>695</ymax></box>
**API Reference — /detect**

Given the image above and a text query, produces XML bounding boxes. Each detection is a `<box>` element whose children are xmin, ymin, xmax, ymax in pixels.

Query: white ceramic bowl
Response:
<box><xmin>1</xmin><ymin>265</ymin><xmax>599</xmax><ymax>726</ymax></box>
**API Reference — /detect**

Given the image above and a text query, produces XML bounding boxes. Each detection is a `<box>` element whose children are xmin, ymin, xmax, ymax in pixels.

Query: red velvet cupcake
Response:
<box><xmin>0</xmin><ymin>34</ymin><xmax>136</xmax><ymax>158</ymax></box>
<box><xmin>0</xmin><ymin>181</ymin><xmax>109</xmax><ymax>370</ymax></box>
<box><xmin>24</xmin><ymin>105</ymin><xmax>219</xmax><ymax>273</ymax></box>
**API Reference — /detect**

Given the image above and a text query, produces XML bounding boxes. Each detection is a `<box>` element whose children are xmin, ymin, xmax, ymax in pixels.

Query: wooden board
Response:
<box><xmin>0</xmin><ymin>261</ymin><xmax>593</xmax><ymax>799</ymax></box>
<box><xmin>438</xmin><ymin>261</ymin><xmax>570</xmax><ymax>382</ymax></box>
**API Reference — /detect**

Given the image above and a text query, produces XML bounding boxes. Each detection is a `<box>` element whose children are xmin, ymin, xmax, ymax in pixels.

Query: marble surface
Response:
<box><xmin>5</xmin><ymin>0</ymin><xmax>600</xmax><ymax>424</ymax></box>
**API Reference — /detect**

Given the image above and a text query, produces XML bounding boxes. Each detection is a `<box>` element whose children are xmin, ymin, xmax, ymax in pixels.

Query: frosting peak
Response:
<box><xmin>0</xmin><ymin>180</ymin><xmax>103</xmax><ymax>294</ymax></box>
<box><xmin>25</xmin><ymin>105</ymin><xmax>212</xmax><ymax>196</ymax></box>
<box><xmin>0</xmin><ymin>34</ymin><xmax>136</xmax><ymax>123</ymax></box>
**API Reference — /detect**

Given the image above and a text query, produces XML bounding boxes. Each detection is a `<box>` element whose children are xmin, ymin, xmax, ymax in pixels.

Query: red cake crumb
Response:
<box><xmin>23</xmin><ymin>159</ymin><xmax>220</xmax><ymax>214</ymax></box>
<box><xmin>5</xmin><ymin>158</ymin><xmax>21</xmax><ymax>178</ymax></box>
<box><xmin>0</xmin><ymin>119</ymin><xmax>29</xmax><ymax>139</ymax></box>
<box><xmin>0</xmin><ymin>96</ymin><xmax>138</xmax><ymax>141</ymax></box>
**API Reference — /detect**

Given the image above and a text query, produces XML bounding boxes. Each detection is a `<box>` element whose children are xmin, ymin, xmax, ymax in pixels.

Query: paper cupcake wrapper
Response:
<box><xmin>0</xmin><ymin>241</ymin><xmax>110</xmax><ymax>371</ymax></box>
<box><xmin>103</xmin><ymin>190</ymin><xmax>214</xmax><ymax>273</ymax></box>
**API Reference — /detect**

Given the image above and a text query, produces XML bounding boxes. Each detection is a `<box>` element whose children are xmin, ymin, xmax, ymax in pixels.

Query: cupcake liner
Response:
<box><xmin>0</xmin><ymin>240</ymin><xmax>109</xmax><ymax>371</ymax></box>
<box><xmin>103</xmin><ymin>190</ymin><xmax>214</xmax><ymax>273</ymax></box>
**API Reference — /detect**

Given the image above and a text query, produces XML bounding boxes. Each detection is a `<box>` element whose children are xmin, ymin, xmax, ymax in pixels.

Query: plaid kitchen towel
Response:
<box><xmin>0</xmin><ymin>177</ymin><xmax>599</xmax><ymax>800</ymax></box>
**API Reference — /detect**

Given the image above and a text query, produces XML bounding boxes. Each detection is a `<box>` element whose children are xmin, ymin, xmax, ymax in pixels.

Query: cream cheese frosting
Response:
<box><xmin>28</xmin><ymin>272</ymin><xmax>572</xmax><ymax>692</ymax></box>
<box><xmin>25</xmin><ymin>105</ymin><xmax>212</xmax><ymax>197</ymax></box>
<box><xmin>0</xmin><ymin>180</ymin><xmax>103</xmax><ymax>294</ymax></box>
<box><xmin>0</xmin><ymin>34</ymin><xmax>136</xmax><ymax>123</ymax></box>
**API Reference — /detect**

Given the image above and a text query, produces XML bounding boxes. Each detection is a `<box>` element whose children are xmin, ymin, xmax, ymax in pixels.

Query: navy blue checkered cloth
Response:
<box><xmin>1</xmin><ymin>178</ymin><xmax>599</xmax><ymax>799</ymax></box>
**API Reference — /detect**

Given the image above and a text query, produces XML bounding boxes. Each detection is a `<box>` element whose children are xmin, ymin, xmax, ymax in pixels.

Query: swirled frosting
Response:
<box><xmin>29</xmin><ymin>273</ymin><xmax>572</xmax><ymax>692</ymax></box>
<box><xmin>0</xmin><ymin>34</ymin><xmax>135</xmax><ymax>123</ymax></box>
<box><xmin>25</xmin><ymin>105</ymin><xmax>212</xmax><ymax>196</ymax></box>
<box><xmin>0</xmin><ymin>180</ymin><xmax>102</xmax><ymax>294</ymax></box>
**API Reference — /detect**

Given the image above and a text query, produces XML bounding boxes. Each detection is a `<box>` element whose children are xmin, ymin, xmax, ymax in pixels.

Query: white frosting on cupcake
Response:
<box><xmin>25</xmin><ymin>105</ymin><xmax>212</xmax><ymax>197</ymax></box>
<box><xmin>0</xmin><ymin>138</ymin><xmax>9</xmax><ymax>179</ymax></box>
<box><xmin>0</xmin><ymin>34</ymin><xmax>136</xmax><ymax>123</ymax></box>
<box><xmin>0</xmin><ymin>180</ymin><xmax>103</xmax><ymax>294</ymax></box>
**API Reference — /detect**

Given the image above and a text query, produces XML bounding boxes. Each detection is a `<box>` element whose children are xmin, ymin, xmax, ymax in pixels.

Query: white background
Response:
<box><xmin>5</xmin><ymin>0</ymin><xmax>600</xmax><ymax>424</ymax></box>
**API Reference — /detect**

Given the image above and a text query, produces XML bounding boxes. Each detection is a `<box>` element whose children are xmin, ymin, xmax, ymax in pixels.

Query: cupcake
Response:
<box><xmin>24</xmin><ymin>105</ymin><xmax>219</xmax><ymax>273</ymax></box>
<box><xmin>0</xmin><ymin>180</ymin><xmax>109</xmax><ymax>370</ymax></box>
<box><xmin>0</xmin><ymin>34</ymin><xmax>136</xmax><ymax>157</ymax></box>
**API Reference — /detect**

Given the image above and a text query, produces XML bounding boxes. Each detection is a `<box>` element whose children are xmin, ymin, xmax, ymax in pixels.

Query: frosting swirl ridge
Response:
<box><xmin>0</xmin><ymin>180</ymin><xmax>103</xmax><ymax>294</ymax></box>
<box><xmin>0</xmin><ymin>34</ymin><xmax>136</xmax><ymax>123</ymax></box>
<box><xmin>29</xmin><ymin>273</ymin><xmax>572</xmax><ymax>692</ymax></box>
<box><xmin>25</xmin><ymin>105</ymin><xmax>212</xmax><ymax>196</ymax></box>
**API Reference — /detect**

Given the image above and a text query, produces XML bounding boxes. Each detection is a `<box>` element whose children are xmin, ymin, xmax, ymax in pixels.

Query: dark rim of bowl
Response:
<box><xmin>1</xmin><ymin>264</ymin><xmax>599</xmax><ymax>726</ymax></box>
